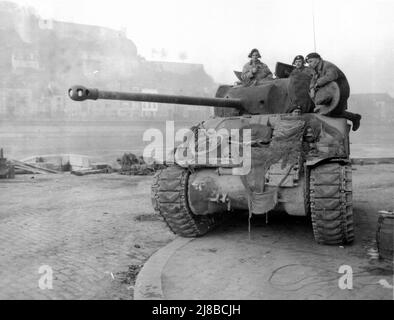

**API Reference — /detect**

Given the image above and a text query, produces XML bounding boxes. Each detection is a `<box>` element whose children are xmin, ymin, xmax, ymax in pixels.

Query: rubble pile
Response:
<box><xmin>71</xmin><ymin>163</ymin><xmax>113</xmax><ymax>176</ymax></box>
<box><xmin>117</xmin><ymin>153</ymin><xmax>166</xmax><ymax>176</ymax></box>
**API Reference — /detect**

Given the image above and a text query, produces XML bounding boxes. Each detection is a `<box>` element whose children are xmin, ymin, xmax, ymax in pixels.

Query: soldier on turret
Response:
<box><xmin>306</xmin><ymin>52</ymin><xmax>361</xmax><ymax>131</ymax></box>
<box><xmin>241</xmin><ymin>48</ymin><xmax>273</xmax><ymax>86</ymax></box>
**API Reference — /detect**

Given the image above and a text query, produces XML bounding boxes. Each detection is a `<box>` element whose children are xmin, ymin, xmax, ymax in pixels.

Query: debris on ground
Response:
<box><xmin>71</xmin><ymin>168</ymin><xmax>112</xmax><ymax>176</ymax></box>
<box><xmin>9</xmin><ymin>154</ymin><xmax>114</xmax><ymax>176</ymax></box>
<box><xmin>0</xmin><ymin>148</ymin><xmax>15</xmax><ymax>179</ymax></box>
<box><xmin>12</xmin><ymin>159</ymin><xmax>60</xmax><ymax>174</ymax></box>
<box><xmin>18</xmin><ymin>154</ymin><xmax>79</xmax><ymax>173</ymax></box>
<box><xmin>134</xmin><ymin>213</ymin><xmax>162</xmax><ymax>222</ymax></box>
<box><xmin>115</xmin><ymin>264</ymin><xmax>143</xmax><ymax>285</ymax></box>
<box><xmin>117</xmin><ymin>153</ymin><xmax>166</xmax><ymax>175</ymax></box>
<box><xmin>6</xmin><ymin>152</ymin><xmax>164</xmax><ymax>177</ymax></box>
<box><xmin>71</xmin><ymin>164</ymin><xmax>113</xmax><ymax>176</ymax></box>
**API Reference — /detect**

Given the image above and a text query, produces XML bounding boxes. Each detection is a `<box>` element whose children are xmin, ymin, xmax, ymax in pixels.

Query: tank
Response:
<box><xmin>68</xmin><ymin>72</ymin><xmax>354</xmax><ymax>245</ymax></box>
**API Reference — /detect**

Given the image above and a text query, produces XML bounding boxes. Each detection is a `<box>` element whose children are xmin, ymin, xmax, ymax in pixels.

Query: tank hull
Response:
<box><xmin>188</xmin><ymin>168</ymin><xmax>308</xmax><ymax>217</ymax></box>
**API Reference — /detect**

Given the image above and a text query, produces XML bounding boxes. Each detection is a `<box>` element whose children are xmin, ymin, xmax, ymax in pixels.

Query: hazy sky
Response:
<box><xmin>10</xmin><ymin>0</ymin><xmax>394</xmax><ymax>94</ymax></box>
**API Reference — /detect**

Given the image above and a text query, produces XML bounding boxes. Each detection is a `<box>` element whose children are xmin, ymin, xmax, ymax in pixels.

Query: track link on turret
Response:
<box><xmin>310</xmin><ymin>162</ymin><xmax>354</xmax><ymax>245</ymax></box>
<box><xmin>151</xmin><ymin>165</ymin><xmax>218</xmax><ymax>237</ymax></box>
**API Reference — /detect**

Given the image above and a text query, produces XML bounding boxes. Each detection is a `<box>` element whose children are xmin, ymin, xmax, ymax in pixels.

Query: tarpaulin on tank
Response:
<box><xmin>304</xmin><ymin>115</ymin><xmax>347</xmax><ymax>157</ymax></box>
<box><xmin>174</xmin><ymin>114</ymin><xmax>347</xmax><ymax>168</ymax></box>
<box><xmin>240</xmin><ymin>119</ymin><xmax>306</xmax><ymax>214</ymax></box>
<box><xmin>238</xmin><ymin>116</ymin><xmax>346</xmax><ymax>215</ymax></box>
<box><xmin>248</xmin><ymin>119</ymin><xmax>305</xmax><ymax>169</ymax></box>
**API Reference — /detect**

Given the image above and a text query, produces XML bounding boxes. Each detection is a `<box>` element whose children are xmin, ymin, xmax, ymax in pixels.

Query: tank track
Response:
<box><xmin>151</xmin><ymin>165</ymin><xmax>218</xmax><ymax>237</ymax></box>
<box><xmin>310</xmin><ymin>162</ymin><xmax>354</xmax><ymax>245</ymax></box>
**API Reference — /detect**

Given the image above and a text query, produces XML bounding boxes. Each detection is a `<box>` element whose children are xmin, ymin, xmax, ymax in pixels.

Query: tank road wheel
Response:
<box><xmin>309</xmin><ymin>163</ymin><xmax>354</xmax><ymax>245</ymax></box>
<box><xmin>151</xmin><ymin>165</ymin><xmax>218</xmax><ymax>237</ymax></box>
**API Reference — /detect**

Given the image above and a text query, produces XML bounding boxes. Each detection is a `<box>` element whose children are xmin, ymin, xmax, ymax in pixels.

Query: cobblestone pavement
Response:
<box><xmin>0</xmin><ymin>173</ymin><xmax>174</xmax><ymax>300</ymax></box>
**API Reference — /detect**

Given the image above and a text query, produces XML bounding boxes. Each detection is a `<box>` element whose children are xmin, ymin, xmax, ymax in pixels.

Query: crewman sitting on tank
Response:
<box><xmin>241</xmin><ymin>48</ymin><xmax>273</xmax><ymax>86</ymax></box>
<box><xmin>306</xmin><ymin>52</ymin><xmax>361</xmax><ymax>131</ymax></box>
<box><xmin>287</xmin><ymin>55</ymin><xmax>315</xmax><ymax>114</ymax></box>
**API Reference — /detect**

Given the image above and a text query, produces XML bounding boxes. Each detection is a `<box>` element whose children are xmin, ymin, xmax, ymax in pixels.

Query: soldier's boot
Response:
<box><xmin>352</xmin><ymin>113</ymin><xmax>362</xmax><ymax>131</ymax></box>
<box><xmin>341</xmin><ymin>111</ymin><xmax>362</xmax><ymax>131</ymax></box>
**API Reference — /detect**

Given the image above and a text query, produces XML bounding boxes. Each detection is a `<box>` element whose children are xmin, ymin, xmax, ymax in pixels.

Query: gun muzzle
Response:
<box><xmin>68</xmin><ymin>86</ymin><xmax>99</xmax><ymax>101</ymax></box>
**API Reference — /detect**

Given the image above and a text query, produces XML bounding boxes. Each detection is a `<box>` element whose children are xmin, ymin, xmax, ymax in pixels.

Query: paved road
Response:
<box><xmin>1</xmin><ymin>165</ymin><xmax>393</xmax><ymax>300</ymax></box>
<box><xmin>162</xmin><ymin>217</ymin><xmax>393</xmax><ymax>300</ymax></box>
<box><xmin>158</xmin><ymin>164</ymin><xmax>394</xmax><ymax>299</ymax></box>
<box><xmin>0</xmin><ymin>173</ymin><xmax>174</xmax><ymax>300</ymax></box>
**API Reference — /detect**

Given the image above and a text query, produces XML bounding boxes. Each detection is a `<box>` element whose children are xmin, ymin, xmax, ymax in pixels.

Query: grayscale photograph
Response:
<box><xmin>0</xmin><ymin>0</ymin><xmax>393</xmax><ymax>303</ymax></box>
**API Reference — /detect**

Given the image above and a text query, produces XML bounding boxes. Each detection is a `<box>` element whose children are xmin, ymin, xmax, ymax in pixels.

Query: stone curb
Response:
<box><xmin>133</xmin><ymin>237</ymin><xmax>194</xmax><ymax>300</ymax></box>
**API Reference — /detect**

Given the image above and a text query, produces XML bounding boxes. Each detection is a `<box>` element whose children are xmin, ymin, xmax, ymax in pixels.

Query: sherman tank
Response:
<box><xmin>69</xmin><ymin>65</ymin><xmax>354</xmax><ymax>245</ymax></box>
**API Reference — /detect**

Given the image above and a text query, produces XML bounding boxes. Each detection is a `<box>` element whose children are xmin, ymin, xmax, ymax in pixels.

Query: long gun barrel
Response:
<box><xmin>68</xmin><ymin>85</ymin><xmax>244</xmax><ymax>109</ymax></box>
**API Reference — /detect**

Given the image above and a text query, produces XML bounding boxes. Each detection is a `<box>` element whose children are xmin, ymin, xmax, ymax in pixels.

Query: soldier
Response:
<box><xmin>241</xmin><ymin>48</ymin><xmax>273</xmax><ymax>86</ymax></box>
<box><xmin>306</xmin><ymin>52</ymin><xmax>361</xmax><ymax>131</ymax></box>
<box><xmin>287</xmin><ymin>55</ymin><xmax>315</xmax><ymax>114</ymax></box>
